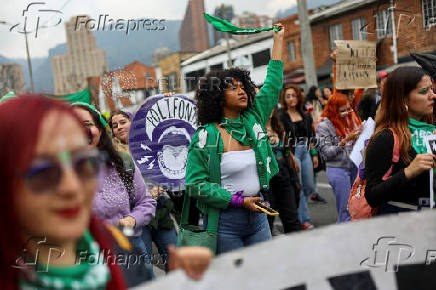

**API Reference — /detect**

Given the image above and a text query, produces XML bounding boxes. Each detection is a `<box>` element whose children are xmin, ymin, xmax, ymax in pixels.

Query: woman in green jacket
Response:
<box><xmin>185</xmin><ymin>23</ymin><xmax>285</xmax><ymax>254</ymax></box>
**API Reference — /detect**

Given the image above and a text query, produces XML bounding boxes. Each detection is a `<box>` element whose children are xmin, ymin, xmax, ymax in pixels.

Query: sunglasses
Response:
<box><xmin>24</xmin><ymin>149</ymin><xmax>102</xmax><ymax>193</ymax></box>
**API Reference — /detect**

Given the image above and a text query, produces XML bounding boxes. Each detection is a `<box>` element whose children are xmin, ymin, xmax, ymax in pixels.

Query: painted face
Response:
<box><xmin>223</xmin><ymin>78</ymin><xmax>248</xmax><ymax>111</ymax></box>
<box><xmin>407</xmin><ymin>75</ymin><xmax>436</xmax><ymax>119</ymax></box>
<box><xmin>339</xmin><ymin>104</ymin><xmax>353</xmax><ymax>118</ymax></box>
<box><xmin>14</xmin><ymin>112</ymin><xmax>97</xmax><ymax>244</ymax></box>
<box><xmin>284</xmin><ymin>88</ymin><xmax>299</xmax><ymax>109</ymax></box>
<box><xmin>112</xmin><ymin>114</ymin><xmax>131</xmax><ymax>144</ymax></box>
<box><xmin>73</xmin><ymin>107</ymin><xmax>102</xmax><ymax>148</ymax></box>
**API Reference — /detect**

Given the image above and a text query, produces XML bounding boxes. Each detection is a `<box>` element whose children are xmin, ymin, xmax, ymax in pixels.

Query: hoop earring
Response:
<box><xmin>405</xmin><ymin>104</ymin><xmax>409</xmax><ymax>111</ymax></box>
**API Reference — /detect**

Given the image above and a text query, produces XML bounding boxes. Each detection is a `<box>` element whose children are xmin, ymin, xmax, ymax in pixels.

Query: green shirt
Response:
<box><xmin>409</xmin><ymin>117</ymin><xmax>436</xmax><ymax>154</ymax></box>
<box><xmin>185</xmin><ymin>60</ymin><xmax>284</xmax><ymax>214</ymax></box>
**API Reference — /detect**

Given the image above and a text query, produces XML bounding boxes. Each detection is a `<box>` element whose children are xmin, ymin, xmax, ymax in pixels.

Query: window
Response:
<box><xmin>167</xmin><ymin>72</ymin><xmax>178</xmax><ymax>91</ymax></box>
<box><xmin>210</xmin><ymin>63</ymin><xmax>223</xmax><ymax>71</ymax></box>
<box><xmin>252</xmin><ymin>49</ymin><xmax>270</xmax><ymax>68</ymax></box>
<box><xmin>352</xmin><ymin>17</ymin><xmax>367</xmax><ymax>40</ymax></box>
<box><xmin>376</xmin><ymin>9</ymin><xmax>392</xmax><ymax>38</ymax></box>
<box><xmin>288</xmin><ymin>41</ymin><xmax>296</xmax><ymax>62</ymax></box>
<box><xmin>329</xmin><ymin>23</ymin><xmax>343</xmax><ymax>49</ymax></box>
<box><xmin>185</xmin><ymin>69</ymin><xmax>205</xmax><ymax>92</ymax></box>
<box><xmin>422</xmin><ymin>0</ymin><xmax>436</xmax><ymax>28</ymax></box>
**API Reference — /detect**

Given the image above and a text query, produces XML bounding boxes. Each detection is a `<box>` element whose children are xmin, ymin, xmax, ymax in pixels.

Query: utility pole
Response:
<box><xmin>297</xmin><ymin>0</ymin><xmax>318</xmax><ymax>89</ymax></box>
<box><xmin>220</xmin><ymin>4</ymin><xmax>233</xmax><ymax>68</ymax></box>
<box><xmin>390</xmin><ymin>0</ymin><xmax>398</xmax><ymax>64</ymax></box>
<box><xmin>0</xmin><ymin>20</ymin><xmax>35</xmax><ymax>93</ymax></box>
<box><xmin>24</xmin><ymin>29</ymin><xmax>35</xmax><ymax>93</ymax></box>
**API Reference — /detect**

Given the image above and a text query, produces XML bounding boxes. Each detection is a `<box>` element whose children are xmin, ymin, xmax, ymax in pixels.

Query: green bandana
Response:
<box><xmin>71</xmin><ymin>101</ymin><xmax>108</xmax><ymax>128</ymax></box>
<box><xmin>20</xmin><ymin>230</ymin><xmax>111</xmax><ymax>289</ymax></box>
<box><xmin>408</xmin><ymin>118</ymin><xmax>436</xmax><ymax>154</ymax></box>
<box><xmin>220</xmin><ymin>116</ymin><xmax>252</xmax><ymax>146</ymax></box>
<box><xmin>204</xmin><ymin>13</ymin><xmax>280</xmax><ymax>35</ymax></box>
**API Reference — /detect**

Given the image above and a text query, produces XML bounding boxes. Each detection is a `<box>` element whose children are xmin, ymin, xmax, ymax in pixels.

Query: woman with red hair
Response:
<box><xmin>315</xmin><ymin>93</ymin><xmax>362</xmax><ymax>222</ymax></box>
<box><xmin>0</xmin><ymin>96</ymin><xmax>211</xmax><ymax>289</ymax></box>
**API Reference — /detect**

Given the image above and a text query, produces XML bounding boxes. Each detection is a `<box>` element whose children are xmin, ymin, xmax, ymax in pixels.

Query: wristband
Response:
<box><xmin>230</xmin><ymin>191</ymin><xmax>244</xmax><ymax>208</ymax></box>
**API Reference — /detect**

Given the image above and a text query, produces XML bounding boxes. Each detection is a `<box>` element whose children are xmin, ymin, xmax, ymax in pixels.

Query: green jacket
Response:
<box><xmin>185</xmin><ymin>60</ymin><xmax>284</xmax><ymax>214</ymax></box>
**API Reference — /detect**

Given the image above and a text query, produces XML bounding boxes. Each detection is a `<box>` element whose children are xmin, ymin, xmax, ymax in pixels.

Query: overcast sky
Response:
<box><xmin>0</xmin><ymin>0</ymin><xmax>296</xmax><ymax>59</ymax></box>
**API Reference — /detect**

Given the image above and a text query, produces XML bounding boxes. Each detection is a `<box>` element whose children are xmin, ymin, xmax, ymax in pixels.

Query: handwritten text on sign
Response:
<box><xmin>335</xmin><ymin>40</ymin><xmax>377</xmax><ymax>90</ymax></box>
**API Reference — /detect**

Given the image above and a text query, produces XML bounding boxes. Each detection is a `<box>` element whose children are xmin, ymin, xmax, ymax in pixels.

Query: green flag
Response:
<box><xmin>56</xmin><ymin>88</ymin><xmax>91</xmax><ymax>104</ymax></box>
<box><xmin>204</xmin><ymin>13</ymin><xmax>279</xmax><ymax>35</ymax></box>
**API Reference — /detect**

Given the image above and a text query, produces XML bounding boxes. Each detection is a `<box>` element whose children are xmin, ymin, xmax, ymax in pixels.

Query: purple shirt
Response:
<box><xmin>92</xmin><ymin>164</ymin><xmax>156</xmax><ymax>236</ymax></box>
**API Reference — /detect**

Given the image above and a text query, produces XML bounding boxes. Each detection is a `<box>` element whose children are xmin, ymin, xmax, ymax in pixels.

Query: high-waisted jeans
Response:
<box><xmin>205</xmin><ymin>207</ymin><xmax>272</xmax><ymax>255</ymax></box>
<box><xmin>295</xmin><ymin>144</ymin><xmax>317</xmax><ymax>224</ymax></box>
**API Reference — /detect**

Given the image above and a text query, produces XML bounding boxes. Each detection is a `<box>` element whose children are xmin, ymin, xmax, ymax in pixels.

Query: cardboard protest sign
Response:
<box><xmin>335</xmin><ymin>40</ymin><xmax>377</xmax><ymax>90</ymax></box>
<box><xmin>129</xmin><ymin>95</ymin><xmax>197</xmax><ymax>190</ymax></box>
<box><xmin>137</xmin><ymin>210</ymin><xmax>436</xmax><ymax>290</ymax></box>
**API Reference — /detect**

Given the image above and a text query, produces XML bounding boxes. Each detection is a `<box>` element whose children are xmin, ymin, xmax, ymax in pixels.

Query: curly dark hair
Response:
<box><xmin>195</xmin><ymin>67</ymin><xmax>256</xmax><ymax>125</ymax></box>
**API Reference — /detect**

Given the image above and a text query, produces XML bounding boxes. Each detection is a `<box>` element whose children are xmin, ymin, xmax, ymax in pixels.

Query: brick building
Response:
<box><xmin>99</xmin><ymin>61</ymin><xmax>158</xmax><ymax>113</ymax></box>
<box><xmin>179</xmin><ymin>0</ymin><xmax>209</xmax><ymax>53</ymax></box>
<box><xmin>158</xmin><ymin>52</ymin><xmax>195</xmax><ymax>94</ymax></box>
<box><xmin>232</xmin><ymin>12</ymin><xmax>273</xmax><ymax>41</ymax></box>
<box><xmin>0</xmin><ymin>63</ymin><xmax>25</xmax><ymax>96</ymax></box>
<box><xmin>280</xmin><ymin>0</ymin><xmax>436</xmax><ymax>84</ymax></box>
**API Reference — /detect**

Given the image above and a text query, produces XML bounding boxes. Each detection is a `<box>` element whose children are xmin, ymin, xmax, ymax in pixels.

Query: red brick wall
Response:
<box><xmin>309</xmin><ymin>0</ymin><xmax>436</xmax><ymax>68</ymax></box>
<box><xmin>395</xmin><ymin>0</ymin><xmax>436</xmax><ymax>58</ymax></box>
<box><xmin>280</xmin><ymin>15</ymin><xmax>304</xmax><ymax>74</ymax></box>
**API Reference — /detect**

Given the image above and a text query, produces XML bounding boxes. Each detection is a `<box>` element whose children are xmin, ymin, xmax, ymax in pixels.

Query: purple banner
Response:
<box><xmin>129</xmin><ymin>94</ymin><xmax>197</xmax><ymax>190</ymax></box>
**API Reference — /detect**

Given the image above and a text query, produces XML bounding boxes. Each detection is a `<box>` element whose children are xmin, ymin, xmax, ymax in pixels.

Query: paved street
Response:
<box><xmin>154</xmin><ymin>171</ymin><xmax>338</xmax><ymax>277</ymax></box>
<box><xmin>272</xmin><ymin>170</ymin><xmax>337</xmax><ymax>234</ymax></box>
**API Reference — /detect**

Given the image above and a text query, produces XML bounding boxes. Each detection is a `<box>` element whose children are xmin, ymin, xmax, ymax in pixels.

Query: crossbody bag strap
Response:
<box><xmin>205</xmin><ymin>125</ymin><xmax>220</xmax><ymax>234</ymax></box>
<box><xmin>382</xmin><ymin>128</ymin><xmax>400</xmax><ymax>181</ymax></box>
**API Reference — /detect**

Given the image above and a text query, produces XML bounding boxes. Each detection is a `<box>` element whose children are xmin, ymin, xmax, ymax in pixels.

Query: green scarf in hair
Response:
<box><xmin>204</xmin><ymin>13</ymin><xmax>280</xmax><ymax>35</ymax></box>
<box><xmin>408</xmin><ymin>117</ymin><xmax>436</xmax><ymax>154</ymax></box>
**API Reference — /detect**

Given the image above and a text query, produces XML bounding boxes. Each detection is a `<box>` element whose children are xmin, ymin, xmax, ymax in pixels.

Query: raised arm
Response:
<box><xmin>250</xmin><ymin>23</ymin><xmax>285</xmax><ymax>126</ymax></box>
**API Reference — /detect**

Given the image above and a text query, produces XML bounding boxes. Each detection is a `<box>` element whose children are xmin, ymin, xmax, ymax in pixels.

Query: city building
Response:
<box><xmin>181</xmin><ymin>33</ymin><xmax>273</xmax><ymax>98</ymax></box>
<box><xmin>152</xmin><ymin>47</ymin><xmax>172</xmax><ymax>66</ymax></box>
<box><xmin>279</xmin><ymin>0</ymin><xmax>436</xmax><ymax>85</ymax></box>
<box><xmin>179</xmin><ymin>0</ymin><xmax>209</xmax><ymax>53</ymax></box>
<box><xmin>0</xmin><ymin>63</ymin><xmax>25</xmax><ymax>96</ymax></box>
<box><xmin>99</xmin><ymin>61</ymin><xmax>158</xmax><ymax>113</ymax></box>
<box><xmin>158</xmin><ymin>52</ymin><xmax>196</xmax><ymax>94</ymax></box>
<box><xmin>213</xmin><ymin>5</ymin><xmax>234</xmax><ymax>45</ymax></box>
<box><xmin>51</xmin><ymin>15</ymin><xmax>107</xmax><ymax>95</ymax></box>
<box><xmin>232</xmin><ymin>12</ymin><xmax>273</xmax><ymax>41</ymax></box>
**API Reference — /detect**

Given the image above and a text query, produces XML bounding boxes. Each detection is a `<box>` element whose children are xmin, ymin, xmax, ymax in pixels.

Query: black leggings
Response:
<box><xmin>266</xmin><ymin>159</ymin><xmax>301</xmax><ymax>233</ymax></box>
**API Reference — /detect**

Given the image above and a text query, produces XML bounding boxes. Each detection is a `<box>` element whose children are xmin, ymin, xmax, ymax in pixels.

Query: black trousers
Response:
<box><xmin>266</xmin><ymin>159</ymin><xmax>301</xmax><ymax>233</ymax></box>
<box><xmin>168</xmin><ymin>190</ymin><xmax>200</xmax><ymax>226</ymax></box>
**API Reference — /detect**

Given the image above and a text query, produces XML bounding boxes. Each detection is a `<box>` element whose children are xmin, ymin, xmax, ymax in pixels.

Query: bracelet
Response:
<box><xmin>310</xmin><ymin>148</ymin><xmax>317</xmax><ymax>156</ymax></box>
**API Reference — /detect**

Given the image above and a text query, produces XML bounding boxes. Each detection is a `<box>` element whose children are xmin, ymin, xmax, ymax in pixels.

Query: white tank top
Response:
<box><xmin>220</xmin><ymin>149</ymin><xmax>261</xmax><ymax>196</ymax></box>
